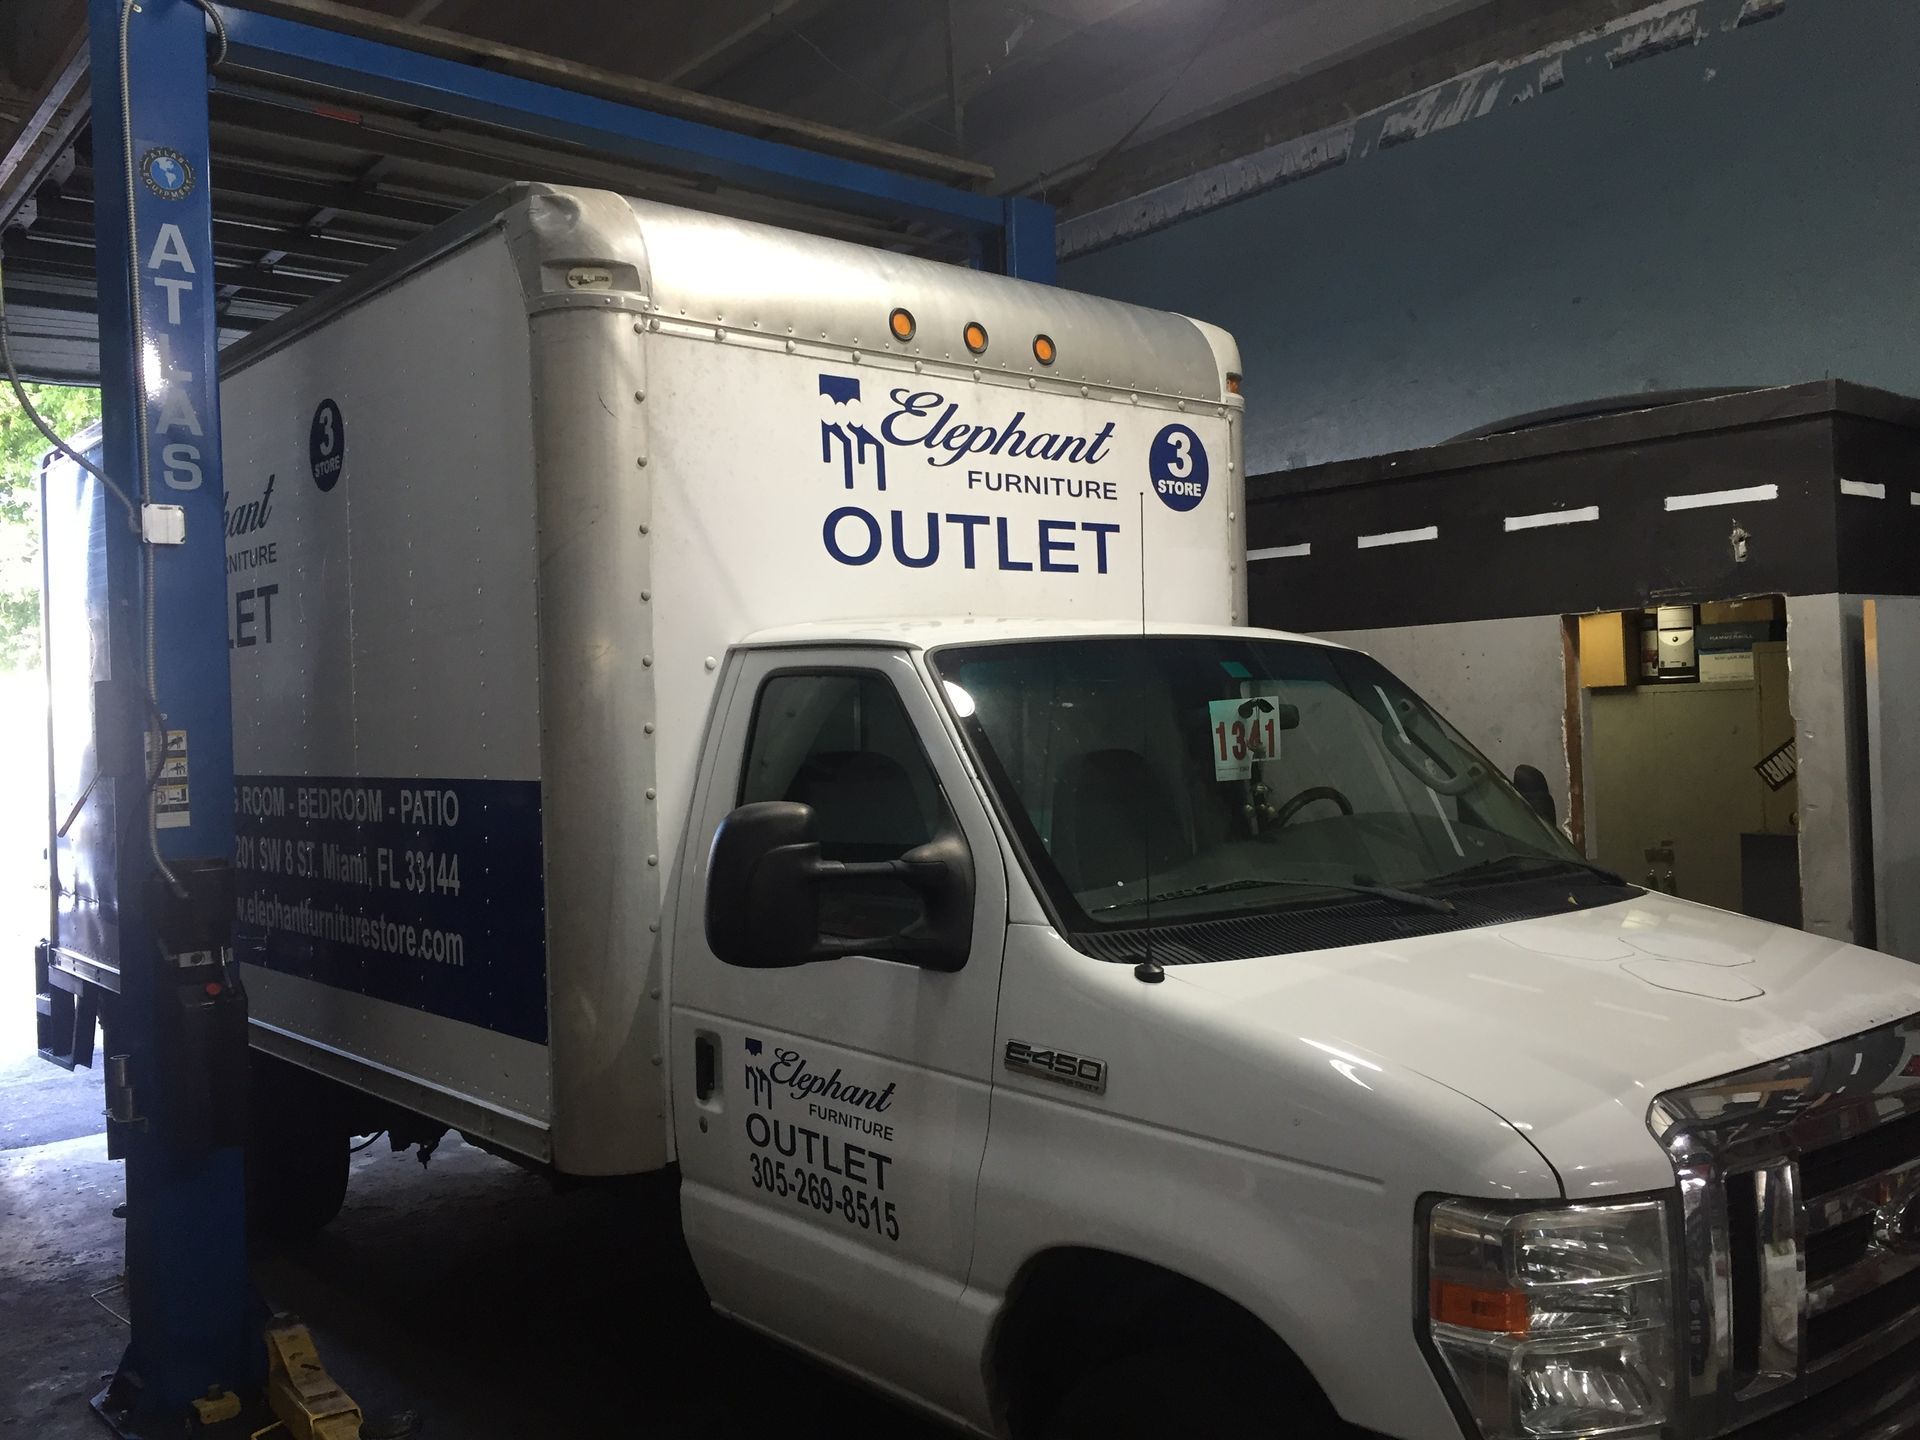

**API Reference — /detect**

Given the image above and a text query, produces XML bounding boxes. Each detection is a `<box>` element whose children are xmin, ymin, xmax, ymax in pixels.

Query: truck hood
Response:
<box><xmin>1164</xmin><ymin>892</ymin><xmax>1920</xmax><ymax>1195</ymax></box>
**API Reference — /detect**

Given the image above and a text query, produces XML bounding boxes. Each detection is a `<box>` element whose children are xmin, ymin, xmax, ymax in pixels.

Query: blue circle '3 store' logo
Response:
<box><xmin>309</xmin><ymin>399</ymin><xmax>346</xmax><ymax>492</ymax></box>
<box><xmin>1148</xmin><ymin>423</ymin><xmax>1210</xmax><ymax>512</ymax></box>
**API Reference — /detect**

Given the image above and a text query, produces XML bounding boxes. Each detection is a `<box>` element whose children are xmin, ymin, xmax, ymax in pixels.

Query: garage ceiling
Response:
<box><xmin>365</xmin><ymin>0</ymin><xmax>1494</xmax><ymax>197</ymax></box>
<box><xmin>0</xmin><ymin>0</ymin><xmax>1633</xmax><ymax>382</ymax></box>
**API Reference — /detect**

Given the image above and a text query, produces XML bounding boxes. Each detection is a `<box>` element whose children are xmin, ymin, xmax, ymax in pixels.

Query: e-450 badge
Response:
<box><xmin>1004</xmin><ymin>1040</ymin><xmax>1107</xmax><ymax>1095</ymax></box>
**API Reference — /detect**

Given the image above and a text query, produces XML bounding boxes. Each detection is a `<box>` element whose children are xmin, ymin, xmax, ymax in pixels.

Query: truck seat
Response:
<box><xmin>1049</xmin><ymin>748</ymin><xmax>1192</xmax><ymax>898</ymax></box>
<box><xmin>785</xmin><ymin>749</ymin><xmax>933</xmax><ymax>862</ymax></box>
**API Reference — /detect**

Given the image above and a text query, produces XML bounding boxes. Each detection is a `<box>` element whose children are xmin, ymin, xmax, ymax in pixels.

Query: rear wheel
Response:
<box><xmin>1044</xmin><ymin>1346</ymin><xmax>1337</xmax><ymax>1439</ymax></box>
<box><xmin>246</xmin><ymin>1054</ymin><xmax>351</xmax><ymax>1242</ymax></box>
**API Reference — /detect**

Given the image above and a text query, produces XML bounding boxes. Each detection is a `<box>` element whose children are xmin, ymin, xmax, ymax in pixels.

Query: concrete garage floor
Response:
<box><xmin>1</xmin><ymin>1059</ymin><xmax>957</xmax><ymax>1440</ymax></box>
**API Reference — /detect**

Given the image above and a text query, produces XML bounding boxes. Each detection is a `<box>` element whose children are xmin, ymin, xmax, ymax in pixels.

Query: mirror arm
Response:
<box><xmin>810</xmin><ymin>856</ymin><xmax>954</xmax><ymax>889</ymax></box>
<box><xmin>811</xmin><ymin>858</ymin><xmax>910</xmax><ymax>881</ymax></box>
<box><xmin>803</xmin><ymin>832</ymin><xmax>972</xmax><ymax>972</ymax></box>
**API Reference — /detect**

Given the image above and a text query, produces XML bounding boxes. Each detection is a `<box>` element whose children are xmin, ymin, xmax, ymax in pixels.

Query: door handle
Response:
<box><xmin>694</xmin><ymin>1032</ymin><xmax>717</xmax><ymax>1102</ymax></box>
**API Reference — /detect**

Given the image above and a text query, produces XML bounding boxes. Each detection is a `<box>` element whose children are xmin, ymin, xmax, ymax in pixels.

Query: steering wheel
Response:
<box><xmin>1271</xmin><ymin>785</ymin><xmax>1354</xmax><ymax>827</ymax></box>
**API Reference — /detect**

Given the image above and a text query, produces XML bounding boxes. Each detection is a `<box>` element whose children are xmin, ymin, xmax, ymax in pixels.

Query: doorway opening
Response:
<box><xmin>1568</xmin><ymin>596</ymin><xmax>1798</xmax><ymax>924</ymax></box>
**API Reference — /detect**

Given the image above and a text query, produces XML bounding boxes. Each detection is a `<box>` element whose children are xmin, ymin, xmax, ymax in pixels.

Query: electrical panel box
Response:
<box><xmin>1579</xmin><ymin>611</ymin><xmax>1637</xmax><ymax>689</ymax></box>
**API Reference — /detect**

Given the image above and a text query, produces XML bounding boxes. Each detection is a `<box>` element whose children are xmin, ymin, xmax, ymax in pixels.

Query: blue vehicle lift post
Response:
<box><xmin>84</xmin><ymin>0</ymin><xmax>254</xmax><ymax>1428</ymax></box>
<box><xmin>54</xmin><ymin>1</ymin><xmax>1054</xmax><ymax>1432</ymax></box>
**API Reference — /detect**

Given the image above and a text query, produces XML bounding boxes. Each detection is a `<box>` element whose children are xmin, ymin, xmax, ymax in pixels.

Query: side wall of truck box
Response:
<box><xmin>223</xmin><ymin>229</ymin><xmax>561</xmax><ymax>1163</ymax></box>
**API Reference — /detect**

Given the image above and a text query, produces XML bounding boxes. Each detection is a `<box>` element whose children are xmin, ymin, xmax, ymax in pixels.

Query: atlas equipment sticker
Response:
<box><xmin>138</xmin><ymin>147</ymin><xmax>195</xmax><ymax>201</ymax></box>
<box><xmin>232</xmin><ymin>775</ymin><xmax>547</xmax><ymax>1043</ymax></box>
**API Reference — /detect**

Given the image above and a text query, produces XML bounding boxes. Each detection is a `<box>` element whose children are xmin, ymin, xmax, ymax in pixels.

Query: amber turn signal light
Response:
<box><xmin>1431</xmin><ymin>1281</ymin><xmax>1530</xmax><ymax>1336</ymax></box>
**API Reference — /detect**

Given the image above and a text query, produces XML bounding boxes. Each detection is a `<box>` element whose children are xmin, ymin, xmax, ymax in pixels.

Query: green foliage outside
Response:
<box><xmin>0</xmin><ymin>384</ymin><xmax>100</xmax><ymax>671</ymax></box>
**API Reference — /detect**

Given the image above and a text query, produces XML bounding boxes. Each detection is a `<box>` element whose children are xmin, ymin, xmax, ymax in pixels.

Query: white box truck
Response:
<box><xmin>110</xmin><ymin>183</ymin><xmax>1920</xmax><ymax>1438</ymax></box>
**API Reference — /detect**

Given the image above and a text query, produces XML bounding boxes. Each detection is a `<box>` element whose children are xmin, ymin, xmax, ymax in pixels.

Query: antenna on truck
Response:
<box><xmin>1134</xmin><ymin>492</ymin><xmax>1164</xmax><ymax>985</ymax></box>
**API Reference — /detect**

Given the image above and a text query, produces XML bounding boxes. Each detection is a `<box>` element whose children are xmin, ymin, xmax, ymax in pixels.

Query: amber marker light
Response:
<box><xmin>889</xmin><ymin>307</ymin><xmax>916</xmax><ymax>342</ymax></box>
<box><xmin>1431</xmin><ymin>1281</ymin><xmax>1530</xmax><ymax>1337</ymax></box>
<box><xmin>1032</xmin><ymin>334</ymin><xmax>1057</xmax><ymax>366</ymax></box>
<box><xmin>963</xmin><ymin>321</ymin><xmax>989</xmax><ymax>354</ymax></box>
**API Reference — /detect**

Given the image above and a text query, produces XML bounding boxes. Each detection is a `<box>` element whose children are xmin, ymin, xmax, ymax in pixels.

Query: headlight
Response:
<box><xmin>1424</xmin><ymin>1198</ymin><xmax>1675</xmax><ymax>1440</ymax></box>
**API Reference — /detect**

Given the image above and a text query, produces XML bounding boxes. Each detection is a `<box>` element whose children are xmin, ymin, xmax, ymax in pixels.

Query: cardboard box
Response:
<box><xmin>1700</xmin><ymin>596</ymin><xmax>1782</xmax><ymax>626</ymax></box>
<box><xmin>1700</xmin><ymin>650</ymin><xmax>1756</xmax><ymax>683</ymax></box>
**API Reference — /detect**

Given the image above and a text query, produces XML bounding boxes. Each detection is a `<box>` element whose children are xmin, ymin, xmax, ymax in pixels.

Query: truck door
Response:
<box><xmin>669</xmin><ymin>646</ymin><xmax>1008</xmax><ymax>1414</ymax></box>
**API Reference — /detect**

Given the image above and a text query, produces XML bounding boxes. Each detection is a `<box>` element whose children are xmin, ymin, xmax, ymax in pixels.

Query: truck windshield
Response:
<box><xmin>930</xmin><ymin>636</ymin><xmax>1587</xmax><ymax>929</ymax></box>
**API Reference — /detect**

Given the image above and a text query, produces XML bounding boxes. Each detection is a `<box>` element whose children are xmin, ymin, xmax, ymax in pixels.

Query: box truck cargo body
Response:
<box><xmin>218</xmin><ymin>185</ymin><xmax>1242</xmax><ymax>1180</ymax></box>
<box><xmin>40</xmin><ymin>184</ymin><xmax>1920</xmax><ymax>1439</ymax></box>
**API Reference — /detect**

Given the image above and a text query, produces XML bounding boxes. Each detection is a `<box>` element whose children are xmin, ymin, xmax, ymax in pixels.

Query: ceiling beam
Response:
<box><xmin>202</xmin><ymin>86</ymin><xmax>968</xmax><ymax>255</ymax></box>
<box><xmin>30</xmin><ymin>192</ymin><xmax>400</xmax><ymax>270</ymax></box>
<box><xmin>207</xmin><ymin>161</ymin><xmax>460</xmax><ymax>230</ymax></box>
<box><xmin>1</xmin><ymin>0</ymin><xmax>84</xmax><ymax>94</ymax></box>
<box><xmin>227</xmin><ymin>0</ymin><xmax>991</xmax><ymax>184</ymax></box>
<box><xmin>0</xmin><ymin>36</ymin><xmax>87</xmax><ymax>231</ymax></box>
<box><xmin>660</xmin><ymin>0</ymin><xmax>843</xmax><ymax>89</ymax></box>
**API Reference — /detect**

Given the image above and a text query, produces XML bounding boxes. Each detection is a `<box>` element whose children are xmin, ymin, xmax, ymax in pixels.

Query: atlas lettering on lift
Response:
<box><xmin>142</xmin><ymin>221</ymin><xmax>208</xmax><ymax>493</ymax></box>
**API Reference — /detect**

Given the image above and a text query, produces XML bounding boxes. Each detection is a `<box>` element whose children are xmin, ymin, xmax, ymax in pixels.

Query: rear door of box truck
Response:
<box><xmin>223</xmin><ymin>229</ymin><xmax>557</xmax><ymax>1162</ymax></box>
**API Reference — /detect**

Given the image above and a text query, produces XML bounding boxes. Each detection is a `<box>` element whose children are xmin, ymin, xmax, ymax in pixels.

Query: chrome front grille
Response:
<box><xmin>1651</xmin><ymin>1012</ymin><xmax>1920</xmax><ymax>1437</ymax></box>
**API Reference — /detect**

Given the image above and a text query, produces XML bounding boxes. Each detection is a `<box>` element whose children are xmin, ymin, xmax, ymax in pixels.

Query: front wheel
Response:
<box><xmin>1044</xmin><ymin>1347</ymin><xmax>1339</xmax><ymax>1439</ymax></box>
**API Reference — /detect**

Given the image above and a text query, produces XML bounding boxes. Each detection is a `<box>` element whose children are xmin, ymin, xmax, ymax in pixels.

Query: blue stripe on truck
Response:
<box><xmin>232</xmin><ymin>774</ymin><xmax>548</xmax><ymax>1045</ymax></box>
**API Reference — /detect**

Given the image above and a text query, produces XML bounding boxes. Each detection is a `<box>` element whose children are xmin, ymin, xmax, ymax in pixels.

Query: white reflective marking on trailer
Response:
<box><xmin>1355</xmin><ymin>525</ymin><xmax>1438</xmax><ymax>549</ymax></box>
<box><xmin>1503</xmin><ymin>505</ymin><xmax>1600</xmax><ymax>532</ymax></box>
<box><xmin>1911</xmin><ymin>491</ymin><xmax>1920</xmax><ymax>506</ymax></box>
<box><xmin>1663</xmin><ymin>483</ymin><xmax>1778</xmax><ymax>512</ymax></box>
<box><xmin>1248</xmin><ymin>542</ymin><xmax>1312</xmax><ymax>560</ymax></box>
<box><xmin>1840</xmin><ymin>479</ymin><xmax>1887</xmax><ymax>499</ymax></box>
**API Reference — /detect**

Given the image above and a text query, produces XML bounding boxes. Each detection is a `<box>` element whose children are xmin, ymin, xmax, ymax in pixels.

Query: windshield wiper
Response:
<box><xmin>1424</xmin><ymin>851</ymin><xmax>1627</xmax><ymax>889</ymax></box>
<box><xmin>1095</xmin><ymin>876</ymin><xmax>1455</xmax><ymax>916</ymax></box>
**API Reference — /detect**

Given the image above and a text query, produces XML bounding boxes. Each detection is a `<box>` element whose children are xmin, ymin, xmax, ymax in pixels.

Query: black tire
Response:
<box><xmin>1044</xmin><ymin>1347</ymin><xmax>1336</xmax><ymax>1440</ymax></box>
<box><xmin>246</xmin><ymin>1056</ymin><xmax>352</xmax><ymax>1242</ymax></box>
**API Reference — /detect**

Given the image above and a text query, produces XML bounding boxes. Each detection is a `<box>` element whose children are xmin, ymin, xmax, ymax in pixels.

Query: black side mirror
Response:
<box><xmin>704</xmin><ymin>801</ymin><xmax>974</xmax><ymax>971</ymax></box>
<box><xmin>706</xmin><ymin>802</ymin><xmax>823</xmax><ymax>969</ymax></box>
<box><xmin>1513</xmin><ymin>764</ymin><xmax>1557</xmax><ymax>827</ymax></box>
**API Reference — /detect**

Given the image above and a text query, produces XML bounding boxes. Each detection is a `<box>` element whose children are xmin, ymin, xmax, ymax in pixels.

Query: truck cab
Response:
<box><xmin>669</xmin><ymin>620</ymin><xmax>1920</xmax><ymax>1440</ymax></box>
